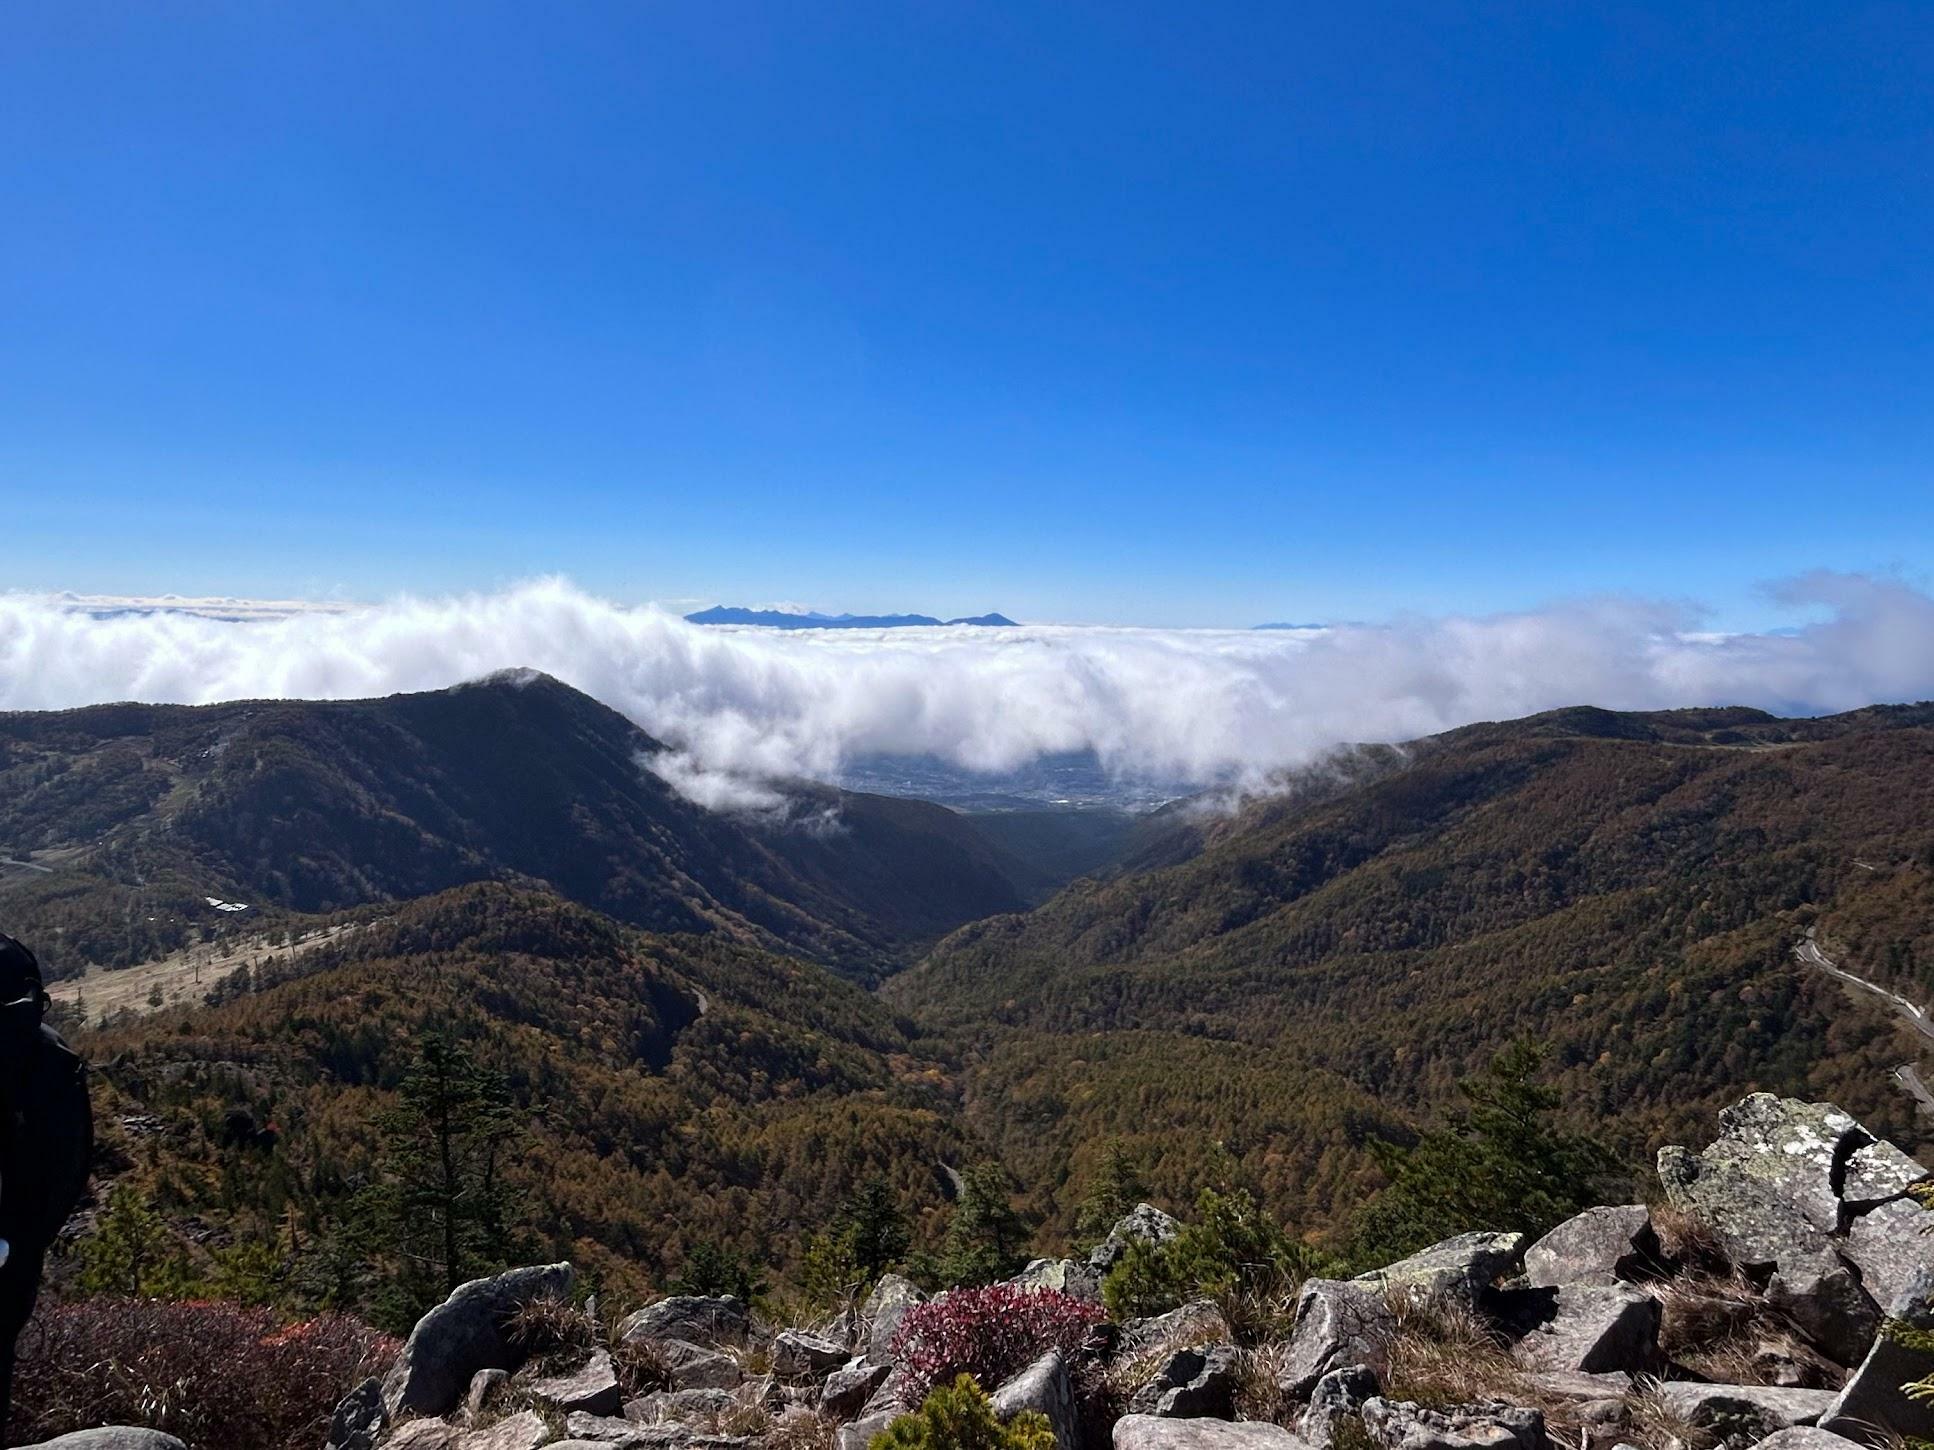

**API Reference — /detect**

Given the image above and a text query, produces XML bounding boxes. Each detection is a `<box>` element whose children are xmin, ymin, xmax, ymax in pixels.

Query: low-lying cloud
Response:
<box><xmin>2</xmin><ymin>574</ymin><xmax>1930</xmax><ymax>809</ymax></box>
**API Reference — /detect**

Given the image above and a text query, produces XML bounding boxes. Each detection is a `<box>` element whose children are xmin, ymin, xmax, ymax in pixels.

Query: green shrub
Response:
<box><xmin>871</xmin><ymin>1375</ymin><xmax>1057</xmax><ymax>1450</ymax></box>
<box><xmin>1102</xmin><ymin>1185</ymin><xmax>1338</xmax><ymax>1322</ymax></box>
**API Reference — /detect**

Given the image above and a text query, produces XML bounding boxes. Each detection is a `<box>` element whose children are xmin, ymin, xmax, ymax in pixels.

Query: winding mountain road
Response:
<box><xmin>1795</xmin><ymin>930</ymin><xmax>1934</xmax><ymax>1118</ymax></box>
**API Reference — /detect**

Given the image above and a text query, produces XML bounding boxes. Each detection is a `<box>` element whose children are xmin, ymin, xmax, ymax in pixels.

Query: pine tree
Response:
<box><xmin>941</xmin><ymin>1164</ymin><xmax>1031</xmax><ymax>1287</ymax></box>
<box><xmin>1076</xmin><ymin>1140</ymin><xmax>1148</xmax><ymax>1243</ymax></box>
<box><xmin>1347</xmin><ymin>1037</ymin><xmax>1625</xmax><ymax>1266</ymax></box>
<box><xmin>371</xmin><ymin>1029</ymin><xmax>523</xmax><ymax>1319</ymax></box>
<box><xmin>838</xmin><ymin>1176</ymin><xmax>911</xmax><ymax>1281</ymax></box>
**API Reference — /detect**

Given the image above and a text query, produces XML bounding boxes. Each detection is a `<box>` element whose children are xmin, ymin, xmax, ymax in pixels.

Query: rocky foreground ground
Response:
<box><xmin>27</xmin><ymin>1093</ymin><xmax>1934</xmax><ymax>1450</ymax></box>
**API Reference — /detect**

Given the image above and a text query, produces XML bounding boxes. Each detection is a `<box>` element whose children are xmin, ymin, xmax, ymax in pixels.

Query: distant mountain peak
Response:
<box><xmin>685</xmin><ymin>606</ymin><xmax>1017</xmax><ymax>630</ymax></box>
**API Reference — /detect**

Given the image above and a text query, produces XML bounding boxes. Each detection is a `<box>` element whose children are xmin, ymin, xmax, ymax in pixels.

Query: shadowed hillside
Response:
<box><xmin>0</xmin><ymin>673</ymin><xmax>1061</xmax><ymax>981</ymax></box>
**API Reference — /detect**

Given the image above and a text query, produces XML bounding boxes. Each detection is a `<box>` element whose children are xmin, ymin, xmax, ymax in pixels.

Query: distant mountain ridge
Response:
<box><xmin>685</xmin><ymin>605</ymin><xmax>1017</xmax><ymax>628</ymax></box>
<box><xmin>0</xmin><ymin>673</ymin><xmax>1081</xmax><ymax>980</ymax></box>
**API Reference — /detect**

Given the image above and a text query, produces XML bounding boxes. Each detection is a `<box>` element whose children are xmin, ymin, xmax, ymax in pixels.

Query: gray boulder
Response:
<box><xmin>1751</xmin><ymin>1432</ymin><xmax>1871</xmax><ymax>1450</ymax></box>
<box><xmin>1123</xmin><ymin>1299</ymin><xmax>1237</xmax><ymax>1353</ymax></box>
<box><xmin>1510</xmin><ymin>1285</ymin><xmax>1663</xmax><ymax>1375</ymax></box>
<box><xmin>1092</xmin><ymin>1203</ymin><xmax>1185</xmax><ymax>1273</ymax></box>
<box><xmin>836</xmin><ymin>1409</ymin><xmax>903</xmax><ymax>1450</ymax></box>
<box><xmin>1301</xmin><ymin>1365</ymin><xmax>1379</xmax><ymax>1449</ymax></box>
<box><xmin>1765</xmin><ymin>1251</ymin><xmax>1881</xmax><ymax>1368</ymax></box>
<box><xmin>382</xmin><ymin>1425</ymin><xmax>461</xmax><ymax>1450</ymax></box>
<box><xmin>771</xmin><ymin>1328</ymin><xmax>849</xmax><ymax>1380</ymax></box>
<box><xmin>18</xmin><ymin>1434</ymin><xmax>190</xmax><ymax>1450</ymax></box>
<box><xmin>1361</xmin><ymin>1397</ymin><xmax>1547</xmax><ymax>1450</ymax></box>
<box><xmin>1840</xmin><ymin>1195</ymin><xmax>1934</xmax><ymax>1314</ymax></box>
<box><xmin>1280</xmin><ymin>1279</ymin><xmax>1397</xmax><ymax>1397</ymax></box>
<box><xmin>655</xmin><ymin>1337</ymin><xmax>743</xmax><ymax>1389</ymax></box>
<box><xmin>617</xmin><ymin>1295</ymin><xmax>752</xmax><ymax>1349</ymax></box>
<box><xmin>464</xmin><ymin>1368</ymin><xmax>510</xmax><ymax>1422</ymax></box>
<box><xmin>1523</xmin><ymin>1207</ymin><xmax>1657</xmax><ymax>1288</ymax></box>
<box><xmin>1113</xmin><ymin>1416</ymin><xmax>1310</xmax><ymax>1448</ymax></box>
<box><xmin>1128</xmin><ymin>1344</ymin><xmax>1242</xmax><ymax>1418</ymax></box>
<box><xmin>1655</xmin><ymin>1384</ymin><xmax>1836</xmax><ymax>1438</ymax></box>
<box><xmin>861</xmin><ymin>1274</ymin><xmax>927</xmax><ymax>1363</ymax></box>
<box><xmin>457</xmin><ymin>1411</ymin><xmax>549</xmax><ymax>1450</ymax></box>
<box><xmin>383</xmin><ymin>1262</ymin><xmax>576</xmax><ymax>1418</ymax></box>
<box><xmin>992</xmin><ymin>1350</ymin><xmax>1083</xmax><ymax>1450</ymax></box>
<box><xmin>820</xmin><ymin>1358</ymin><xmax>892</xmax><ymax>1417</ymax></box>
<box><xmin>1822</xmin><ymin>1269</ymin><xmax>1934</xmax><ymax>1443</ymax></box>
<box><xmin>522</xmin><ymin>1348</ymin><xmax>624</xmax><ymax>1416</ymax></box>
<box><xmin>1355</xmin><ymin>1232</ymin><xmax>1526</xmax><ymax>1301</ymax></box>
<box><xmin>561</xmin><ymin>1411</ymin><xmax>752</xmax><ymax>1446</ymax></box>
<box><xmin>329</xmin><ymin>1375</ymin><xmax>390</xmax><ymax>1450</ymax></box>
<box><xmin>1012</xmin><ymin>1256</ymin><xmax>1105</xmax><ymax>1302</ymax></box>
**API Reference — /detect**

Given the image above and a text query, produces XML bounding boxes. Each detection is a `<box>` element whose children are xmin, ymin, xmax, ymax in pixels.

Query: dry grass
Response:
<box><xmin>766</xmin><ymin>1408</ymin><xmax>843</xmax><ymax>1450</ymax></box>
<box><xmin>503</xmin><ymin>1293</ymin><xmax>601</xmax><ymax>1376</ymax></box>
<box><xmin>1651</xmin><ymin>1270</ymin><xmax>1836</xmax><ymax>1388</ymax></box>
<box><xmin>1625</xmin><ymin>1376</ymin><xmax>1713</xmax><ymax>1450</ymax></box>
<box><xmin>1231</xmin><ymin>1341</ymin><xmax>1298</xmax><ymax>1426</ymax></box>
<box><xmin>1101</xmin><ymin>1309</ymin><xmax>1232</xmax><ymax>1415</ymax></box>
<box><xmin>1648</xmin><ymin>1202</ymin><xmax>1727</xmax><ymax>1274</ymax></box>
<box><xmin>612</xmin><ymin>1338</ymin><xmax>675</xmax><ymax>1398</ymax></box>
<box><xmin>1374</xmin><ymin>1288</ymin><xmax>1619</xmax><ymax>1450</ymax></box>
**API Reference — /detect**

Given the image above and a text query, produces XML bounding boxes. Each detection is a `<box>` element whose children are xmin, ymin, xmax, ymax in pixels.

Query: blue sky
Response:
<box><xmin>2</xmin><ymin>2</ymin><xmax>1929</xmax><ymax>627</ymax></box>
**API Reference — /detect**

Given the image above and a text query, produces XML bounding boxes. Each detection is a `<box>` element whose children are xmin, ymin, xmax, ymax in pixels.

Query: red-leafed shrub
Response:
<box><xmin>12</xmin><ymin>1297</ymin><xmax>397</xmax><ymax>1450</ymax></box>
<box><xmin>890</xmin><ymin>1285</ymin><xmax>1106</xmax><ymax>1402</ymax></box>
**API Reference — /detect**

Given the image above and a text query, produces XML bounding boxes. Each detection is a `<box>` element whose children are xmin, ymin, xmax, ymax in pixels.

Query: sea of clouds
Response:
<box><xmin>2</xmin><ymin>573</ymin><xmax>1930</xmax><ymax>811</ymax></box>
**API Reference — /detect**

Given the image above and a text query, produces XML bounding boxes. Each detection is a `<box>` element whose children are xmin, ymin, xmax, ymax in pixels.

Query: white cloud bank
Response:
<box><xmin>2</xmin><ymin>573</ymin><xmax>1931</xmax><ymax>807</ymax></box>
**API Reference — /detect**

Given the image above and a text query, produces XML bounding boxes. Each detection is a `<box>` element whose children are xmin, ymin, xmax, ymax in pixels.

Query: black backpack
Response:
<box><xmin>0</xmin><ymin>1002</ymin><xmax>93</xmax><ymax>1249</ymax></box>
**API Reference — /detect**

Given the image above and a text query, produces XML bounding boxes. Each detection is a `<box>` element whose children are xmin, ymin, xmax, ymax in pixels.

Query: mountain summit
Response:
<box><xmin>685</xmin><ymin>606</ymin><xmax>1017</xmax><ymax>628</ymax></box>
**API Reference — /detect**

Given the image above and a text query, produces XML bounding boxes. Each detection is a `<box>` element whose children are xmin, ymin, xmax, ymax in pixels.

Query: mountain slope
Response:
<box><xmin>0</xmin><ymin>674</ymin><xmax>1035</xmax><ymax>979</ymax></box>
<box><xmin>79</xmin><ymin>882</ymin><xmax>975</xmax><ymax>1320</ymax></box>
<box><xmin>890</xmin><ymin>703</ymin><xmax>1934</xmax><ymax>1234</ymax></box>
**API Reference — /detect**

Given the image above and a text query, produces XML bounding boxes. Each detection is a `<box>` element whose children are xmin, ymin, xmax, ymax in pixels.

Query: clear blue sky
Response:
<box><xmin>2</xmin><ymin>2</ymin><xmax>1929</xmax><ymax>626</ymax></box>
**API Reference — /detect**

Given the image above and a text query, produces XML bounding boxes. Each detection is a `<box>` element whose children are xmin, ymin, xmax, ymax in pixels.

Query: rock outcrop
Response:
<box><xmin>383</xmin><ymin>1263</ymin><xmax>576</xmax><ymax>1419</ymax></box>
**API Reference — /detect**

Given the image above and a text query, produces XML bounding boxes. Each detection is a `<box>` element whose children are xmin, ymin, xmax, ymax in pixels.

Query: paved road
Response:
<box><xmin>1795</xmin><ymin>930</ymin><xmax>1934</xmax><ymax>1118</ymax></box>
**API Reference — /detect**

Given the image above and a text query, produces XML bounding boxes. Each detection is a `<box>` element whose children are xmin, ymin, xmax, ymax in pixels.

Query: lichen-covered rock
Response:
<box><xmin>382</xmin><ymin>1424</ymin><xmax>461</xmax><ymax>1450</ymax></box>
<box><xmin>18</xmin><ymin>1434</ymin><xmax>192</xmax><ymax>1450</ymax></box>
<box><xmin>1822</xmin><ymin>1269</ymin><xmax>1934</xmax><ymax>1443</ymax></box>
<box><xmin>1012</xmin><ymin>1256</ymin><xmax>1105</xmax><ymax>1302</ymax></box>
<box><xmin>617</xmin><ymin>1296</ymin><xmax>752</xmax><ymax>1349</ymax></box>
<box><xmin>627</xmin><ymin>1387</ymin><xmax>737</xmax><ymax>1423</ymax></box>
<box><xmin>1091</xmin><ymin>1203</ymin><xmax>1185</xmax><ymax>1273</ymax></box>
<box><xmin>860</xmin><ymin>1274</ymin><xmax>927</xmax><ymax>1363</ymax></box>
<box><xmin>1113</xmin><ymin>1416</ymin><xmax>1311</xmax><ymax>1448</ymax></box>
<box><xmin>1523</xmin><ymin>1207</ymin><xmax>1657</xmax><ymax>1288</ymax></box>
<box><xmin>1361</xmin><ymin>1397</ymin><xmax>1548</xmax><ymax>1450</ymax></box>
<box><xmin>1280</xmin><ymin>1279</ymin><xmax>1397</xmax><ymax>1397</ymax></box>
<box><xmin>991</xmin><ymin>1350</ymin><xmax>1082</xmax><ymax>1450</ymax></box>
<box><xmin>562</xmin><ymin>1410</ymin><xmax>752</xmax><ymax>1447</ymax></box>
<box><xmin>835</xmin><ymin>1408</ymin><xmax>902</xmax><ymax>1450</ymax></box>
<box><xmin>1511</xmin><ymin>1285</ymin><xmax>1663</xmax><ymax>1375</ymax></box>
<box><xmin>1354</xmin><ymin>1233</ymin><xmax>1526</xmax><ymax>1301</ymax></box>
<box><xmin>383</xmin><ymin>1263</ymin><xmax>576</xmax><ymax>1419</ymax></box>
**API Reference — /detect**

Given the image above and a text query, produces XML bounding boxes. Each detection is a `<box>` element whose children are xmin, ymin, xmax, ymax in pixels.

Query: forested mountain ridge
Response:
<box><xmin>79</xmin><ymin>881</ymin><xmax>974</xmax><ymax>1319</ymax></box>
<box><xmin>889</xmin><ymin>701</ymin><xmax>1934</xmax><ymax>1235</ymax></box>
<box><xmin>0</xmin><ymin>673</ymin><xmax>1053</xmax><ymax>980</ymax></box>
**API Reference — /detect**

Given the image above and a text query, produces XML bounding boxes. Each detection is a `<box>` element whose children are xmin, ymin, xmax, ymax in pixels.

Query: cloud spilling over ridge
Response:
<box><xmin>2</xmin><ymin>574</ymin><xmax>1931</xmax><ymax>808</ymax></box>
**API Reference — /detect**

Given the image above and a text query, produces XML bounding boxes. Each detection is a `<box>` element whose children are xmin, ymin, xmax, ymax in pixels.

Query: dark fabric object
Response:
<box><xmin>0</xmin><ymin>1243</ymin><xmax>46</xmax><ymax>1450</ymax></box>
<box><xmin>0</xmin><ymin>941</ymin><xmax>39</xmax><ymax>1004</ymax></box>
<box><xmin>0</xmin><ymin>1009</ymin><xmax>91</xmax><ymax>1250</ymax></box>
